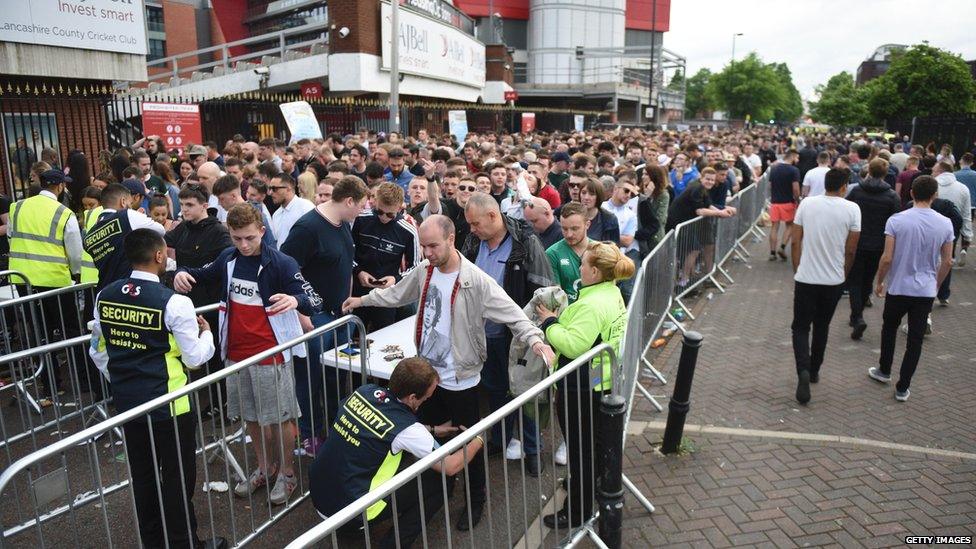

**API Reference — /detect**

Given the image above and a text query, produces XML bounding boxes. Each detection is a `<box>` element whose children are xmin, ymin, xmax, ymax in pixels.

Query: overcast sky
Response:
<box><xmin>663</xmin><ymin>0</ymin><xmax>976</xmax><ymax>103</ymax></box>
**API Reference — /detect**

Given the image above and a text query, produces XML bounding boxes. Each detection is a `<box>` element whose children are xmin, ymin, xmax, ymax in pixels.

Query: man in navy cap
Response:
<box><xmin>8</xmin><ymin>169</ymin><xmax>85</xmax><ymax>398</ymax></box>
<box><xmin>121</xmin><ymin>178</ymin><xmax>151</xmax><ymax>213</ymax></box>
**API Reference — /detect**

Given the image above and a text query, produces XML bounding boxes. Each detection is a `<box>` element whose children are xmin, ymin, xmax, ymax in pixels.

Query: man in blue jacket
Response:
<box><xmin>174</xmin><ymin>203</ymin><xmax>321</xmax><ymax>506</ymax></box>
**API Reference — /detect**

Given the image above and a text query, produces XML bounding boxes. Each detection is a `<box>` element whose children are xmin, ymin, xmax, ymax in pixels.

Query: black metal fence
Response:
<box><xmin>1</xmin><ymin>85</ymin><xmax>601</xmax><ymax>198</ymax></box>
<box><xmin>887</xmin><ymin>113</ymin><xmax>976</xmax><ymax>158</ymax></box>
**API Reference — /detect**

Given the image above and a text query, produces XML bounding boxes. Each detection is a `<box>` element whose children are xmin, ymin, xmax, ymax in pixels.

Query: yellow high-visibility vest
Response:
<box><xmin>80</xmin><ymin>206</ymin><xmax>103</xmax><ymax>284</ymax></box>
<box><xmin>8</xmin><ymin>195</ymin><xmax>73</xmax><ymax>287</ymax></box>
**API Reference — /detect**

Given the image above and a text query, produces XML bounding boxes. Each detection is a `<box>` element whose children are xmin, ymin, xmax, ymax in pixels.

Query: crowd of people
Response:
<box><xmin>5</xmin><ymin>122</ymin><xmax>976</xmax><ymax>547</ymax></box>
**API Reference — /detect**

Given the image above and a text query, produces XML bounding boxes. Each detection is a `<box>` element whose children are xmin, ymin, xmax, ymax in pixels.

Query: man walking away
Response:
<box><xmin>790</xmin><ymin>169</ymin><xmax>861</xmax><ymax>404</ymax></box>
<box><xmin>954</xmin><ymin>153</ymin><xmax>976</xmax><ymax>265</ymax></box>
<box><xmin>869</xmin><ymin>176</ymin><xmax>953</xmax><ymax>401</ymax></box>
<box><xmin>846</xmin><ymin>159</ymin><xmax>900</xmax><ymax>339</ymax></box>
<box><xmin>768</xmin><ymin>150</ymin><xmax>801</xmax><ymax>260</ymax></box>
<box><xmin>931</xmin><ymin>161</ymin><xmax>972</xmax><ymax>304</ymax></box>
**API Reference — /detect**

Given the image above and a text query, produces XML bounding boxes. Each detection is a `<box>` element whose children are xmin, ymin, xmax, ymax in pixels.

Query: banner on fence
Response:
<box><xmin>448</xmin><ymin>110</ymin><xmax>468</xmax><ymax>139</ymax></box>
<box><xmin>574</xmin><ymin>114</ymin><xmax>585</xmax><ymax>132</ymax></box>
<box><xmin>280</xmin><ymin>101</ymin><xmax>323</xmax><ymax>143</ymax></box>
<box><xmin>142</xmin><ymin>102</ymin><xmax>202</xmax><ymax>155</ymax></box>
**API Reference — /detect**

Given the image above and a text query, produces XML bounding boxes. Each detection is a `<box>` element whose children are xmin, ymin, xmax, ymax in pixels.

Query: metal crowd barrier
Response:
<box><xmin>285</xmin><ymin>344</ymin><xmax>626</xmax><ymax>549</ymax></box>
<box><xmin>0</xmin><ymin>313</ymin><xmax>367</xmax><ymax>548</ymax></box>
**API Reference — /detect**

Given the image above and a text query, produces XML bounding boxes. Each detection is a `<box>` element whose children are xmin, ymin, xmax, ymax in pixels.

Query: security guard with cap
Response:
<box><xmin>8</xmin><ymin>169</ymin><xmax>84</xmax><ymax>397</ymax></box>
<box><xmin>310</xmin><ymin>357</ymin><xmax>485</xmax><ymax>548</ymax></box>
<box><xmin>8</xmin><ymin>169</ymin><xmax>81</xmax><ymax>289</ymax></box>
<box><xmin>89</xmin><ymin>228</ymin><xmax>225</xmax><ymax>549</ymax></box>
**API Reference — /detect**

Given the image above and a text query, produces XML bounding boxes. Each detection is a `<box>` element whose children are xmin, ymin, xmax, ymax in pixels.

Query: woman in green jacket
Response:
<box><xmin>535</xmin><ymin>241</ymin><xmax>634</xmax><ymax>529</ymax></box>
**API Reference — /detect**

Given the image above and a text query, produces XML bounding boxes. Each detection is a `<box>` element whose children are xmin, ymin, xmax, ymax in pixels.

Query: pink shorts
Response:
<box><xmin>769</xmin><ymin>202</ymin><xmax>797</xmax><ymax>223</ymax></box>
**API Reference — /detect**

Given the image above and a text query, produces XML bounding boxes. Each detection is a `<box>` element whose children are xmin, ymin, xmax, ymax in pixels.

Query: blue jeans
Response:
<box><xmin>295</xmin><ymin>311</ymin><xmax>352</xmax><ymax>440</ymax></box>
<box><xmin>480</xmin><ymin>334</ymin><xmax>539</xmax><ymax>455</ymax></box>
<box><xmin>617</xmin><ymin>249</ymin><xmax>641</xmax><ymax>304</ymax></box>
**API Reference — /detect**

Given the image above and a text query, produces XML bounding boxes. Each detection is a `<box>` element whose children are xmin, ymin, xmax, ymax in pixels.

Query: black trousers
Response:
<box><xmin>555</xmin><ymin>387</ymin><xmax>602</xmax><ymax>522</ymax></box>
<box><xmin>16</xmin><ymin>284</ymin><xmax>90</xmax><ymax>396</ymax></box>
<box><xmin>372</xmin><ymin>469</ymin><xmax>454</xmax><ymax>549</ymax></box>
<box><xmin>879</xmin><ymin>294</ymin><xmax>934</xmax><ymax>393</ymax></box>
<box><xmin>791</xmin><ymin>281</ymin><xmax>844</xmax><ymax>375</ymax></box>
<box><xmin>846</xmin><ymin>249</ymin><xmax>882</xmax><ymax>322</ymax></box>
<box><xmin>122</xmin><ymin>413</ymin><xmax>200</xmax><ymax>549</ymax></box>
<box><xmin>417</xmin><ymin>385</ymin><xmax>485</xmax><ymax>503</ymax></box>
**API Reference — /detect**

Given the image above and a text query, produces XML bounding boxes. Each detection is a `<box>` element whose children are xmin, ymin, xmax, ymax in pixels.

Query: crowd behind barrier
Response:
<box><xmin>0</xmin><ymin>175</ymin><xmax>770</xmax><ymax>548</ymax></box>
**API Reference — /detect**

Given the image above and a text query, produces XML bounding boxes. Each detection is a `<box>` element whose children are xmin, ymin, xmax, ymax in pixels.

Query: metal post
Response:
<box><xmin>660</xmin><ymin>331</ymin><xmax>703</xmax><ymax>454</ymax></box>
<box><xmin>597</xmin><ymin>394</ymin><xmax>626</xmax><ymax>548</ymax></box>
<box><xmin>648</xmin><ymin>0</ymin><xmax>657</xmax><ymax>125</ymax></box>
<box><xmin>390</xmin><ymin>0</ymin><xmax>401</xmax><ymax>133</ymax></box>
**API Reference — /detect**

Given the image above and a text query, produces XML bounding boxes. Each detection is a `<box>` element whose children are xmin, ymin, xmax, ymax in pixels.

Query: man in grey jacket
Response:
<box><xmin>342</xmin><ymin>214</ymin><xmax>554</xmax><ymax>531</ymax></box>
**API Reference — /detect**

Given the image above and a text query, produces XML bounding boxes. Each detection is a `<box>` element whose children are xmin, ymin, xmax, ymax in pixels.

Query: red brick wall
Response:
<box><xmin>329</xmin><ymin>0</ymin><xmax>380</xmax><ymax>55</ymax></box>
<box><xmin>162</xmin><ymin>0</ymin><xmax>201</xmax><ymax>67</ymax></box>
<box><xmin>0</xmin><ymin>92</ymin><xmax>108</xmax><ymax>198</ymax></box>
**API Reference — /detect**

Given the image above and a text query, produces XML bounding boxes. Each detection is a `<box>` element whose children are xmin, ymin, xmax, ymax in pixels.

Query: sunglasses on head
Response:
<box><xmin>181</xmin><ymin>183</ymin><xmax>204</xmax><ymax>192</ymax></box>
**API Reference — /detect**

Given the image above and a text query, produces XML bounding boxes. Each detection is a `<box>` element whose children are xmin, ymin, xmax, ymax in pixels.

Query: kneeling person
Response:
<box><xmin>310</xmin><ymin>357</ymin><xmax>485</xmax><ymax>548</ymax></box>
<box><xmin>173</xmin><ymin>203</ymin><xmax>321</xmax><ymax>506</ymax></box>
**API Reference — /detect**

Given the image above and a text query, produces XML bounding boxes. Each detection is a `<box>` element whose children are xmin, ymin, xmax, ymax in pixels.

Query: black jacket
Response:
<box><xmin>932</xmin><ymin>199</ymin><xmax>963</xmax><ymax>239</ymax></box>
<box><xmin>165</xmin><ymin>215</ymin><xmax>232</xmax><ymax>306</ymax></box>
<box><xmin>797</xmin><ymin>146</ymin><xmax>818</xmax><ymax>180</ymax></box>
<box><xmin>846</xmin><ymin>177</ymin><xmax>900</xmax><ymax>252</ymax></box>
<box><xmin>461</xmin><ymin>215</ymin><xmax>554</xmax><ymax>308</ymax></box>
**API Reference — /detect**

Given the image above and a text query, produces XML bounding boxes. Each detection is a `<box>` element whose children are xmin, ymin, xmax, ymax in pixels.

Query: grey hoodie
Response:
<box><xmin>935</xmin><ymin>172</ymin><xmax>972</xmax><ymax>240</ymax></box>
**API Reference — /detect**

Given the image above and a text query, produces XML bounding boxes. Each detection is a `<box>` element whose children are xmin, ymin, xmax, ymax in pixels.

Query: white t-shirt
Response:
<box><xmin>802</xmin><ymin>166</ymin><xmax>829</xmax><ymax>197</ymax></box>
<box><xmin>793</xmin><ymin>195</ymin><xmax>861</xmax><ymax>285</ymax></box>
<box><xmin>391</xmin><ymin>423</ymin><xmax>438</xmax><ymax>456</ymax></box>
<box><xmin>271</xmin><ymin>196</ymin><xmax>315</xmax><ymax>248</ymax></box>
<box><xmin>743</xmin><ymin>154</ymin><xmax>762</xmax><ymax>175</ymax></box>
<box><xmin>603</xmin><ymin>200</ymin><xmax>638</xmax><ymax>253</ymax></box>
<box><xmin>420</xmin><ymin>267</ymin><xmax>477</xmax><ymax>390</ymax></box>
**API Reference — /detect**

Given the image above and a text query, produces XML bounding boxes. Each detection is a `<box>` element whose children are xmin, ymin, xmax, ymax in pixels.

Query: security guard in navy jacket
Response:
<box><xmin>90</xmin><ymin>229</ymin><xmax>225</xmax><ymax>549</ymax></box>
<box><xmin>309</xmin><ymin>357</ymin><xmax>485</xmax><ymax>549</ymax></box>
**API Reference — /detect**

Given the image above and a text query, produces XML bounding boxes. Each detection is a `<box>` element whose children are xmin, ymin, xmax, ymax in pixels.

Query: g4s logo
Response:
<box><xmin>121</xmin><ymin>283</ymin><xmax>141</xmax><ymax>296</ymax></box>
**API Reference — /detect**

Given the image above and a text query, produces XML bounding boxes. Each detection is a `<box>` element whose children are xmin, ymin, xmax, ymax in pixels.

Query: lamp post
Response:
<box><xmin>390</xmin><ymin>0</ymin><xmax>401</xmax><ymax>133</ymax></box>
<box><xmin>730</xmin><ymin>32</ymin><xmax>743</xmax><ymax>119</ymax></box>
<box><xmin>731</xmin><ymin>32</ymin><xmax>743</xmax><ymax>63</ymax></box>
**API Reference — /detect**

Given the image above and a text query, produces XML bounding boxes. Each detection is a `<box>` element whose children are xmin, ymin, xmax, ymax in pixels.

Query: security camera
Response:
<box><xmin>253</xmin><ymin>66</ymin><xmax>270</xmax><ymax>75</ymax></box>
<box><xmin>338</xmin><ymin>27</ymin><xmax>350</xmax><ymax>38</ymax></box>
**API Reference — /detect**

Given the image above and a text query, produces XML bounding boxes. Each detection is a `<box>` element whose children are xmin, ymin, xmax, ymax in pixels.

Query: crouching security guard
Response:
<box><xmin>89</xmin><ymin>229</ymin><xmax>226</xmax><ymax>549</ymax></box>
<box><xmin>309</xmin><ymin>357</ymin><xmax>485</xmax><ymax>548</ymax></box>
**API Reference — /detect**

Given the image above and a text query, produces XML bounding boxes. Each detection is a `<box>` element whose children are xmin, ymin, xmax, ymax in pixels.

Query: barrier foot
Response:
<box><xmin>84</xmin><ymin>402</ymin><xmax>123</xmax><ymax>442</ymax></box>
<box><xmin>750</xmin><ymin>225</ymin><xmax>766</xmax><ymax>240</ymax></box>
<box><xmin>586</xmin><ymin>526</ymin><xmax>611</xmax><ymax>549</ymax></box>
<box><xmin>639</xmin><ymin>359</ymin><xmax>668</xmax><ymax>385</ymax></box>
<box><xmin>717</xmin><ymin>265</ymin><xmax>734</xmax><ymax>285</ymax></box>
<box><xmin>206</xmin><ymin>427</ymin><xmax>247</xmax><ymax>482</ymax></box>
<box><xmin>635</xmin><ymin>383</ymin><xmax>664</xmax><ymax>412</ymax></box>
<box><xmin>734</xmin><ymin>240</ymin><xmax>751</xmax><ymax>257</ymax></box>
<box><xmin>622</xmin><ymin>474</ymin><xmax>655</xmax><ymax>514</ymax></box>
<box><xmin>707</xmin><ymin>275</ymin><xmax>726</xmax><ymax>293</ymax></box>
<box><xmin>15</xmin><ymin>380</ymin><xmax>43</xmax><ymax>415</ymax></box>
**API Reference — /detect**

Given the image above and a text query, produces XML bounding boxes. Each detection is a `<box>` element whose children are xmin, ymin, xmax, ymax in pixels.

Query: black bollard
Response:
<box><xmin>597</xmin><ymin>393</ymin><xmax>626</xmax><ymax>549</ymax></box>
<box><xmin>660</xmin><ymin>331</ymin><xmax>703</xmax><ymax>454</ymax></box>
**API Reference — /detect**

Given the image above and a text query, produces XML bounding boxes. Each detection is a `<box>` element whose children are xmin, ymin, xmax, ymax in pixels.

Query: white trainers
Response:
<box><xmin>505</xmin><ymin>438</ymin><xmax>524</xmax><ymax>460</ymax></box>
<box><xmin>957</xmin><ymin>249</ymin><xmax>967</xmax><ymax>267</ymax></box>
<box><xmin>234</xmin><ymin>467</ymin><xmax>273</xmax><ymax>498</ymax></box>
<box><xmin>269</xmin><ymin>473</ymin><xmax>297</xmax><ymax>505</ymax></box>
<box><xmin>867</xmin><ymin>367</ymin><xmax>891</xmax><ymax>384</ymax></box>
<box><xmin>554</xmin><ymin>442</ymin><xmax>568</xmax><ymax>466</ymax></box>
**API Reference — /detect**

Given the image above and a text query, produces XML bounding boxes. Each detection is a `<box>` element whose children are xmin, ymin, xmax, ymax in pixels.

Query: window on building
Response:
<box><xmin>147</xmin><ymin>39</ymin><xmax>167</xmax><ymax>61</ymax></box>
<box><xmin>146</xmin><ymin>6</ymin><xmax>165</xmax><ymax>33</ymax></box>
<box><xmin>514</xmin><ymin>62</ymin><xmax>527</xmax><ymax>83</ymax></box>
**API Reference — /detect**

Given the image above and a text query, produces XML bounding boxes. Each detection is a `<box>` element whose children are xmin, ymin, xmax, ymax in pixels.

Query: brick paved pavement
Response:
<box><xmin>623</xmin><ymin>236</ymin><xmax>976</xmax><ymax>547</ymax></box>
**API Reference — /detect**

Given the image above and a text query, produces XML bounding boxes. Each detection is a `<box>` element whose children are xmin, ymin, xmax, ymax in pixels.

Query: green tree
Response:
<box><xmin>683</xmin><ymin>68</ymin><xmax>712</xmax><ymax>119</ymax></box>
<box><xmin>668</xmin><ymin>69</ymin><xmax>684</xmax><ymax>90</ymax></box>
<box><xmin>809</xmin><ymin>71</ymin><xmax>869</xmax><ymax>127</ymax></box>
<box><xmin>864</xmin><ymin>44</ymin><xmax>976</xmax><ymax>122</ymax></box>
<box><xmin>770</xmin><ymin>63</ymin><xmax>804</xmax><ymax>123</ymax></box>
<box><xmin>706</xmin><ymin>53</ymin><xmax>787</xmax><ymax>121</ymax></box>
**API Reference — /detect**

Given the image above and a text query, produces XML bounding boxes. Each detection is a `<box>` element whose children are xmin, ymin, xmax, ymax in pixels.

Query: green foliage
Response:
<box><xmin>706</xmin><ymin>53</ymin><xmax>802</xmax><ymax>123</ymax></box>
<box><xmin>863</xmin><ymin>44</ymin><xmax>976</xmax><ymax>122</ymax></box>
<box><xmin>809</xmin><ymin>71</ymin><xmax>870</xmax><ymax>127</ymax></box>
<box><xmin>683</xmin><ymin>68</ymin><xmax>712</xmax><ymax>119</ymax></box>
<box><xmin>668</xmin><ymin>69</ymin><xmax>684</xmax><ymax>90</ymax></box>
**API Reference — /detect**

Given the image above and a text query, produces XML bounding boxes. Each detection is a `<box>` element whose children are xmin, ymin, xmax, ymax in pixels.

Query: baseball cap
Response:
<box><xmin>552</xmin><ymin>151</ymin><xmax>571</xmax><ymax>163</ymax></box>
<box><xmin>187</xmin><ymin>144</ymin><xmax>207</xmax><ymax>157</ymax></box>
<box><xmin>122</xmin><ymin>178</ymin><xmax>147</xmax><ymax>196</ymax></box>
<box><xmin>39</xmin><ymin>169</ymin><xmax>72</xmax><ymax>186</ymax></box>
